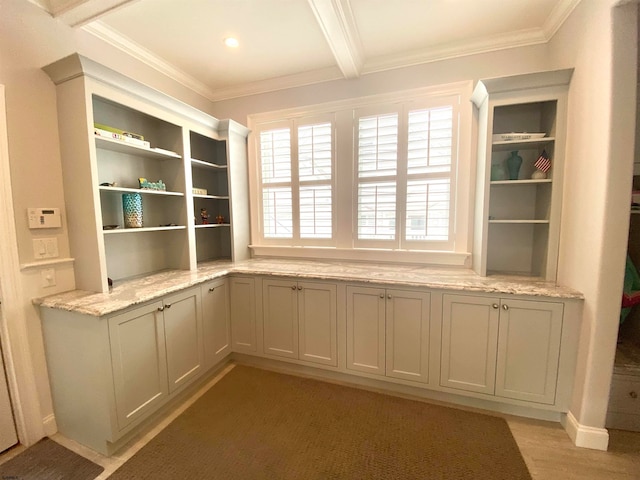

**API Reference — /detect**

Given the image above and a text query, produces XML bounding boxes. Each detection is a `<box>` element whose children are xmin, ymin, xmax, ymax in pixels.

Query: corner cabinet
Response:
<box><xmin>43</xmin><ymin>53</ymin><xmax>250</xmax><ymax>293</ymax></box>
<box><xmin>471</xmin><ymin>69</ymin><xmax>573</xmax><ymax>281</ymax></box>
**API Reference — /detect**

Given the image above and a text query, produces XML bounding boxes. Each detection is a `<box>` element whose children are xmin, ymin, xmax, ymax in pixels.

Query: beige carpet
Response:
<box><xmin>0</xmin><ymin>437</ymin><xmax>104</xmax><ymax>480</ymax></box>
<box><xmin>109</xmin><ymin>365</ymin><xmax>532</xmax><ymax>479</ymax></box>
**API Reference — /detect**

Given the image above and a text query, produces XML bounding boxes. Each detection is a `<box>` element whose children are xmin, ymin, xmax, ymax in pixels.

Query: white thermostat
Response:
<box><xmin>28</xmin><ymin>208</ymin><xmax>61</xmax><ymax>229</ymax></box>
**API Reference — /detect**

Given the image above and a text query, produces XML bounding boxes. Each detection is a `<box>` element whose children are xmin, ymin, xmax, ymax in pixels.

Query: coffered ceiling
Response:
<box><xmin>31</xmin><ymin>0</ymin><xmax>581</xmax><ymax>101</ymax></box>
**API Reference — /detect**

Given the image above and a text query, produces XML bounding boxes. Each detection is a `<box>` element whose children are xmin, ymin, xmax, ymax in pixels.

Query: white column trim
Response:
<box><xmin>0</xmin><ymin>84</ymin><xmax>45</xmax><ymax>446</ymax></box>
<box><xmin>562</xmin><ymin>411</ymin><xmax>610</xmax><ymax>451</ymax></box>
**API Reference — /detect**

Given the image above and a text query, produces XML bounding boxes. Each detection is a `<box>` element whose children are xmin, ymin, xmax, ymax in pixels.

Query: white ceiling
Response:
<box><xmin>32</xmin><ymin>0</ymin><xmax>581</xmax><ymax>101</ymax></box>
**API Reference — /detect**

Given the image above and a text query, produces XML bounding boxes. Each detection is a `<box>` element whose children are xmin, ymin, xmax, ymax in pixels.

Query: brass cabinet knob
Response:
<box><xmin>492</xmin><ymin>304</ymin><xmax>499</xmax><ymax>309</ymax></box>
<box><xmin>502</xmin><ymin>304</ymin><xmax>509</xmax><ymax>310</ymax></box>
<box><xmin>208</xmin><ymin>287</ymin><xmax>215</xmax><ymax>292</ymax></box>
<box><xmin>379</xmin><ymin>293</ymin><xmax>384</xmax><ymax>299</ymax></box>
<box><xmin>630</xmin><ymin>391</ymin><xmax>638</xmax><ymax>399</ymax></box>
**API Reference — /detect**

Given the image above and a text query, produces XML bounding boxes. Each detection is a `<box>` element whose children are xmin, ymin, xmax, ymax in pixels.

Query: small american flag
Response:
<box><xmin>534</xmin><ymin>150</ymin><xmax>551</xmax><ymax>172</ymax></box>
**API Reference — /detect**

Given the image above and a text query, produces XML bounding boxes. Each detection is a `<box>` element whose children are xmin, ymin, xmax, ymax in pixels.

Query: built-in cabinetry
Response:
<box><xmin>262</xmin><ymin>278</ymin><xmax>337</xmax><ymax>366</ymax></box>
<box><xmin>346</xmin><ymin>285</ymin><xmax>431</xmax><ymax>383</ymax></box>
<box><xmin>229</xmin><ymin>276</ymin><xmax>257</xmax><ymax>353</ymax></box>
<box><xmin>201</xmin><ymin>278</ymin><xmax>231</xmax><ymax>368</ymax></box>
<box><xmin>43</xmin><ymin>54</ymin><xmax>250</xmax><ymax>294</ymax></box>
<box><xmin>40</xmin><ymin>286</ymin><xmax>205</xmax><ymax>455</ymax></box>
<box><xmin>441</xmin><ymin>294</ymin><xmax>563</xmax><ymax>405</ymax></box>
<box><xmin>472</xmin><ymin>69</ymin><xmax>572</xmax><ymax>280</ymax></box>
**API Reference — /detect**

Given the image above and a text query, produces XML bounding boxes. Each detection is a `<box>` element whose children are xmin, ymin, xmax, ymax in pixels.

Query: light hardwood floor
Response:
<box><xmin>2</xmin><ymin>363</ymin><xmax>639</xmax><ymax>479</ymax></box>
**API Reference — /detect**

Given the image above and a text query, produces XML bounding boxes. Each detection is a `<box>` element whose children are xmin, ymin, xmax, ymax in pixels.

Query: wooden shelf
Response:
<box><xmin>103</xmin><ymin>225</ymin><xmax>186</xmax><ymax>234</ymax></box>
<box><xmin>195</xmin><ymin>223</ymin><xmax>231</xmax><ymax>229</ymax></box>
<box><xmin>95</xmin><ymin>136</ymin><xmax>181</xmax><ymax>159</ymax></box>
<box><xmin>490</xmin><ymin>179</ymin><xmax>552</xmax><ymax>186</ymax></box>
<box><xmin>191</xmin><ymin>158</ymin><xmax>227</xmax><ymax>170</ymax></box>
<box><xmin>489</xmin><ymin>219</ymin><xmax>550</xmax><ymax>224</ymax></box>
<box><xmin>99</xmin><ymin>186</ymin><xmax>184</xmax><ymax>196</ymax></box>
<box><xmin>491</xmin><ymin>137</ymin><xmax>555</xmax><ymax>152</ymax></box>
<box><xmin>193</xmin><ymin>194</ymin><xmax>229</xmax><ymax>200</ymax></box>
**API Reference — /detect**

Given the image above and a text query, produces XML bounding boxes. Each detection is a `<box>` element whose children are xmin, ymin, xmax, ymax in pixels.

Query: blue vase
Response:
<box><xmin>122</xmin><ymin>193</ymin><xmax>143</xmax><ymax>228</ymax></box>
<box><xmin>507</xmin><ymin>151</ymin><xmax>523</xmax><ymax>180</ymax></box>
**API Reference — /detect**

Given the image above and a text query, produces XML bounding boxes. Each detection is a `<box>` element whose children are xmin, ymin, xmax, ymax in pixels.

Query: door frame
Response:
<box><xmin>0</xmin><ymin>84</ymin><xmax>44</xmax><ymax>446</ymax></box>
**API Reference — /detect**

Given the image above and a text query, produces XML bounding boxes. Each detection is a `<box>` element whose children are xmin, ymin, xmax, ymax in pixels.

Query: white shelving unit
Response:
<box><xmin>43</xmin><ymin>53</ymin><xmax>250</xmax><ymax>293</ymax></box>
<box><xmin>472</xmin><ymin>69</ymin><xmax>573</xmax><ymax>281</ymax></box>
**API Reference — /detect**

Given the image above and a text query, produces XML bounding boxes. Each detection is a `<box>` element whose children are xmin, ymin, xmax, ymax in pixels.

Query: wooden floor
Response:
<box><xmin>2</xmin><ymin>363</ymin><xmax>639</xmax><ymax>479</ymax></box>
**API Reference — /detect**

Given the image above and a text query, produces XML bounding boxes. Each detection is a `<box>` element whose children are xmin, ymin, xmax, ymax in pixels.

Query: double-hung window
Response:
<box><xmin>257</xmin><ymin>116</ymin><xmax>335</xmax><ymax>245</ymax></box>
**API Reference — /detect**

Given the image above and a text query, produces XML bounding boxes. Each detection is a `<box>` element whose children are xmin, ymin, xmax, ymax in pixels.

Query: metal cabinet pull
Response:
<box><xmin>379</xmin><ymin>293</ymin><xmax>384</xmax><ymax>299</ymax></box>
<box><xmin>165</xmin><ymin>304</ymin><xmax>172</xmax><ymax>309</ymax></box>
<box><xmin>387</xmin><ymin>294</ymin><xmax>392</xmax><ymax>299</ymax></box>
<box><xmin>297</xmin><ymin>285</ymin><xmax>302</xmax><ymax>290</ymax></box>
<box><xmin>208</xmin><ymin>287</ymin><xmax>215</xmax><ymax>292</ymax></box>
<box><xmin>291</xmin><ymin>285</ymin><xmax>297</xmax><ymax>290</ymax></box>
<box><xmin>630</xmin><ymin>391</ymin><xmax>638</xmax><ymax>399</ymax></box>
<box><xmin>157</xmin><ymin>306</ymin><xmax>164</xmax><ymax>312</ymax></box>
<box><xmin>502</xmin><ymin>304</ymin><xmax>509</xmax><ymax>310</ymax></box>
<box><xmin>492</xmin><ymin>304</ymin><xmax>499</xmax><ymax>309</ymax></box>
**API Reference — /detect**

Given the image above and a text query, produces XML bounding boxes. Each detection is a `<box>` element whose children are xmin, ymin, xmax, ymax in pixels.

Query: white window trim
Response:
<box><xmin>247</xmin><ymin>81</ymin><xmax>474</xmax><ymax>267</ymax></box>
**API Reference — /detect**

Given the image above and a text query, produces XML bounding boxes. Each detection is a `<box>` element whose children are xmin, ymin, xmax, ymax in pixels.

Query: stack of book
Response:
<box><xmin>94</xmin><ymin>123</ymin><xmax>150</xmax><ymax>148</ymax></box>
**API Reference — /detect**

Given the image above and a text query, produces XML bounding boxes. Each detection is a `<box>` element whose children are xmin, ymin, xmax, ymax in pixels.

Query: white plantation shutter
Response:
<box><xmin>260</xmin><ymin>129</ymin><xmax>293</xmax><ymax>238</ymax></box>
<box><xmin>257</xmin><ymin>119</ymin><xmax>334</xmax><ymax>243</ymax></box>
<box><xmin>356</xmin><ymin>112</ymin><xmax>399</xmax><ymax>243</ymax></box>
<box><xmin>404</xmin><ymin>106</ymin><xmax>454</xmax><ymax>245</ymax></box>
<box><xmin>298</xmin><ymin>122</ymin><xmax>332</xmax><ymax>239</ymax></box>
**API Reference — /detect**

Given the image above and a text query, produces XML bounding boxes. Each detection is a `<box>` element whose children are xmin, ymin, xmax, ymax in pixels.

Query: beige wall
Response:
<box><xmin>549</xmin><ymin>0</ymin><xmax>637</xmax><ymax>434</ymax></box>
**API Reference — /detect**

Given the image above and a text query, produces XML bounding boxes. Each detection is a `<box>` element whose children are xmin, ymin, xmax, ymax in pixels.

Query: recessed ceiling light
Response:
<box><xmin>224</xmin><ymin>37</ymin><xmax>239</xmax><ymax>48</ymax></box>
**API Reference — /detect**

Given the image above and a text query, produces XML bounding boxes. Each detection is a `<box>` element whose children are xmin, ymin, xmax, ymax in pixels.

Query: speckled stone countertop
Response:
<box><xmin>37</xmin><ymin>258</ymin><xmax>584</xmax><ymax>317</ymax></box>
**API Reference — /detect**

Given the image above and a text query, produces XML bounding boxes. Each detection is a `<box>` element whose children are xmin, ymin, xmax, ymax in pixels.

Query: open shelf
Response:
<box><xmin>99</xmin><ymin>186</ymin><xmax>184</xmax><ymax>196</ymax></box>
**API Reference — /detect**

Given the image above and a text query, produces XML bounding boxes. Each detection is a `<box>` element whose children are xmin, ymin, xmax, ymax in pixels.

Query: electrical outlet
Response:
<box><xmin>41</xmin><ymin>268</ymin><xmax>56</xmax><ymax>288</ymax></box>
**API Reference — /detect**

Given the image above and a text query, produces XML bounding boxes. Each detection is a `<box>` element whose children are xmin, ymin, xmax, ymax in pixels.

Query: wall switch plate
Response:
<box><xmin>41</xmin><ymin>268</ymin><xmax>56</xmax><ymax>288</ymax></box>
<box><xmin>33</xmin><ymin>238</ymin><xmax>58</xmax><ymax>259</ymax></box>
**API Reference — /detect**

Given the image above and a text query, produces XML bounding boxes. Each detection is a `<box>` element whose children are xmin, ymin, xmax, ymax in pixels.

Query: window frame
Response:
<box><xmin>247</xmin><ymin>82</ymin><xmax>474</xmax><ymax>267</ymax></box>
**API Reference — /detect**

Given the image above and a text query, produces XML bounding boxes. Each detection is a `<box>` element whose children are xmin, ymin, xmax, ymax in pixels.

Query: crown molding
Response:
<box><xmin>362</xmin><ymin>28</ymin><xmax>547</xmax><ymax>75</ymax></box>
<box><xmin>307</xmin><ymin>0</ymin><xmax>364</xmax><ymax>78</ymax></box>
<box><xmin>542</xmin><ymin>0</ymin><xmax>583</xmax><ymax>40</ymax></box>
<box><xmin>82</xmin><ymin>21</ymin><xmax>218</xmax><ymax>100</ymax></box>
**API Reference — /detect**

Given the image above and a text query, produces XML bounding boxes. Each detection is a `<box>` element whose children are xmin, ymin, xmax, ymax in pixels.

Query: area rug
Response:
<box><xmin>0</xmin><ymin>437</ymin><xmax>104</xmax><ymax>480</ymax></box>
<box><xmin>109</xmin><ymin>365</ymin><xmax>532</xmax><ymax>479</ymax></box>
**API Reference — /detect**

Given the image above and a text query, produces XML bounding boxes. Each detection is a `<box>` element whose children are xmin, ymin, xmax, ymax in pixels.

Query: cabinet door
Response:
<box><xmin>202</xmin><ymin>278</ymin><xmax>231</xmax><ymax>369</ymax></box>
<box><xmin>109</xmin><ymin>301</ymin><xmax>168</xmax><ymax>430</ymax></box>
<box><xmin>386</xmin><ymin>289</ymin><xmax>430</xmax><ymax>383</ymax></box>
<box><xmin>163</xmin><ymin>288</ymin><xmax>204</xmax><ymax>394</ymax></box>
<box><xmin>298</xmin><ymin>281</ymin><xmax>337</xmax><ymax>366</ymax></box>
<box><xmin>441</xmin><ymin>294</ymin><xmax>499</xmax><ymax>394</ymax></box>
<box><xmin>262</xmin><ymin>279</ymin><xmax>298</xmax><ymax>359</ymax></box>
<box><xmin>346</xmin><ymin>286</ymin><xmax>386</xmax><ymax>376</ymax></box>
<box><xmin>230</xmin><ymin>276</ymin><xmax>257</xmax><ymax>352</ymax></box>
<box><xmin>495</xmin><ymin>299</ymin><xmax>563</xmax><ymax>404</ymax></box>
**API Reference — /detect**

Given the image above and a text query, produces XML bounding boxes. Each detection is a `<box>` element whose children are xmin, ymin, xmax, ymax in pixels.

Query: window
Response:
<box><xmin>249</xmin><ymin>83</ymin><xmax>472</xmax><ymax>265</ymax></box>
<box><xmin>256</xmin><ymin>117</ymin><xmax>335</xmax><ymax>245</ymax></box>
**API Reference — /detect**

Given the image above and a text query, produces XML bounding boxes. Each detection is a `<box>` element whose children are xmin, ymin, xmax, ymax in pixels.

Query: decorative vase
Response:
<box><xmin>507</xmin><ymin>151</ymin><xmax>523</xmax><ymax>180</ymax></box>
<box><xmin>122</xmin><ymin>193</ymin><xmax>143</xmax><ymax>228</ymax></box>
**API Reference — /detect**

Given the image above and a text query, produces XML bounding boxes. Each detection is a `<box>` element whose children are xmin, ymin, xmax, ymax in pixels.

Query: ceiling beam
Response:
<box><xmin>307</xmin><ymin>0</ymin><xmax>363</xmax><ymax>79</ymax></box>
<box><xmin>46</xmin><ymin>0</ymin><xmax>139</xmax><ymax>28</ymax></box>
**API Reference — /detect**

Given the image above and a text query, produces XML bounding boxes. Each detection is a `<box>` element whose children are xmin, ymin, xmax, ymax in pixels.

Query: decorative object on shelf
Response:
<box><xmin>490</xmin><ymin>163</ymin><xmax>507</xmax><ymax>181</ymax></box>
<box><xmin>200</xmin><ymin>208</ymin><xmax>210</xmax><ymax>224</ymax></box>
<box><xmin>506</xmin><ymin>151</ymin><xmax>523</xmax><ymax>180</ymax></box>
<box><xmin>94</xmin><ymin>123</ymin><xmax>150</xmax><ymax>148</ymax></box>
<box><xmin>99</xmin><ymin>182</ymin><xmax>117</xmax><ymax>187</ymax></box>
<box><xmin>122</xmin><ymin>193</ymin><xmax>143</xmax><ymax>228</ymax></box>
<box><xmin>138</xmin><ymin>178</ymin><xmax>166</xmax><ymax>191</ymax></box>
<box><xmin>192</xmin><ymin>187</ymin><xmax>208</xmax><ymax>195</ymax></box>
<box><xmin>532</xmin><ymin>150</ymin><xmax>551</xmax><ymax>179</ymax></box>
<box><xmin>216</xmin><ymin>215</ymin><xmax>225</xmax><ymax>224</ymax></box>
<box><xmin>492</xmin><ymin>132</ymin><xmax>546</xmax><ymax>142</ymax></box>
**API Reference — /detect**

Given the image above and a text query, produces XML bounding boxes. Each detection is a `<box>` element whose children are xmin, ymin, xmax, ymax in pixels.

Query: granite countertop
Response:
<box><xmin>37</xmin><ymin>258</ymin><xmax>584</xmax><ymax>317</ymax></box>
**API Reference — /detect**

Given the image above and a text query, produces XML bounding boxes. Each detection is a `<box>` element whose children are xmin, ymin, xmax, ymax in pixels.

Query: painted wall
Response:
<box><xmin>547</xmin><ymin>0</ymin><xmax>637</xmax><ymax>442</ymax></box>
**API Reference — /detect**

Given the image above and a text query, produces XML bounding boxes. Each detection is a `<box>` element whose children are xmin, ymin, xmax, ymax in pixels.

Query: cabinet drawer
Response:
<box><xmin>608</xmin><ymin>375</ymin><xmax>640</xmax><ymax>414</ymax></box>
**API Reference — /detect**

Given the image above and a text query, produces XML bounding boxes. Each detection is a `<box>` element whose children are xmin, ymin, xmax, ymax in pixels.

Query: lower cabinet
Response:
<box><xmin>346</xmin><ymin>285</ymin><xmax>431</xmax><ymax>383</ymax></box>
<box><xmin>262</xmin><ymin>278</ymin><xmax>337</xmax><ymax>366</ymax></box>
<box><xmin>201</xmin><ymin>278</ymin><xmax>231</xmax><ymax>368</ymax></box>
<box><xmin>229</xmin><ymin>276</ymin><xmax>257</xmax><ymax>353</ymax></box>
<box><xmin>441</xmin><ymin>294</ymin><xmax>563</xmax><ymax>404</ymax></box>
<box><xmin>41</xmin><ymin>286</ymin><xmax>205</xmax><ymax>455</ymax></box>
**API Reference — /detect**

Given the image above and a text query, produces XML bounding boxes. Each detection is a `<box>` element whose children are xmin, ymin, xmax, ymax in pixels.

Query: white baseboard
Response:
<box><xmin>562</xmin><ymin>411</ymin><xmax>609</xmax><ymax>450</ymax></box>
<box><xmin>42</xmin><ymin>413</ymin><xmax>57</xmax><ymax>437</ymax></box>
